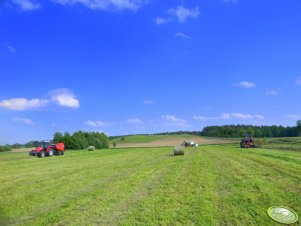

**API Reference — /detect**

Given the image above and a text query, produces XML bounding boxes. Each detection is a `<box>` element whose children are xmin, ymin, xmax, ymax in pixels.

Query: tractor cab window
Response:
<box><xmin>40</xmin><ymin>141</ymin><xmax>50</xmax><ymax>148</ymax></box>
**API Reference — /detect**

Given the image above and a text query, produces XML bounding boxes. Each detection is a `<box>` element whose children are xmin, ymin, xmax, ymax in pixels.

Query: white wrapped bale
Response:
<box><xmin>174</xmin><ymin>146</ymin><xmax>184</xmax><ymax>156</ymax></box>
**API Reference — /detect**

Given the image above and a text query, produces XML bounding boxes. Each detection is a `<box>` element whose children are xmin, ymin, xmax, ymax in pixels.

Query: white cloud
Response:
<box><xmin>162</xmin><ymin>114</ymin><xmax>185</xmax><ymax>123</ymax></box>
<box><xmin>127</xmin><ymin>118</ymin><xmax>142</xmax><ymax>124</ymax></box>
<box><xmin>296</xmin><ymin>78</ymin><xmax>301</xmax><ymax>86</ymax></box>
<box><xmin>155</xmin><ymin>17</ymin><xmax>169</xmax><ymax>25</ymax></box>
<box><xmin>11</xmin><ymin>117</ymin><xmax>33</xmax><ymax>125</ymax></box>
<box><xmin>51</xmin><ymin>0</ymin><xmax>145</xmax><ymax>11</ymax></box>
<box><xmin>223</xmin><ymin>0</ymin><xmax>237</xmax><ymax>3</ymax></box>
<box><xmin>265</xmin><ymin>90</ymin><xmax>278</xmax><ymax>96</ymax></box>
<box><xmin>143</xmin><ymin>99</ymin><xmax>154</xmax><ymax>105</ymax></box>
<box><xmin>194</xmin><ymin>115</ymin><xmax>215</xmax><ymax>121</ymax></box>
<box><xmin>0</xmin><ymin>98</ymin><xmax>48</xmax><ymax>110</ymax></box>
<box><xmin>49</xmin><ymin>88</ymin><xmax>79</xmax><ymax>108</ymax></box>
<box><xmin>12</xmin><ymin>0</ymin><xmax>41</xmax><ymax>11</ymax></box>
<box><xmin>221</xmin><ymin>113</ymin><xmax>231</xmax><ymax>119</ymax></box>
<box><xmin>161</xmin><ymin>114</ymin><xmax>188</xmax><ymax>128</ymax></box>
<box><xmin>286</xmin><ymin>114</ymin><xmax>301</xmax><ymax>119</ymax></box>
<box><xmin>6</xmin><ymin>45</ymin><xmax>16</xmax><ymax>54</ymax></box>
<box><xmin>222</xmin><ymin>112</ymin><xmax>264</xmax><ymax>120</ymax></box>
<box><xmin>168</xmin><ymin>6</ymin><xmax>200</xmax><ymax>23</ymax></box>
<box><xmin>85</xmin><ymin>120</ymin><xmax>105</xmax><ymax>127</ymax></box>
<box><xmin>233</xmin><ymin>81</ymin><xmax>256</xmax><ymax>88</ymax></box>
<box><xmin>175</xmin><ymin>32</ymin><xmax>191</xmax><ymax>39</ymax></box>
<box><xmin>194</xmin><ymin>112</ymin><xmax>264</xmax><ymax>121</ymax></box>
<box><xmin>156</xmin><ymin>6</ymin><xmax>200</xmax><ymax>25</ymax></box>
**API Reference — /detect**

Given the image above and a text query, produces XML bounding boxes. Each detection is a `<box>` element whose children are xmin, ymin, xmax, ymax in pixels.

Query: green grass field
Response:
<box><xmin>110</xmin><ymin>135</ymin><xmax>167</xmax><ymax>144</ymax></box>
<box><xmin>110</xmin><ymin>134</ymin><xmax>200</xmax><ymax>144</ymax></box>
<box><xmin>1</xmin><ymin>144</ymin><xmax>300</xmax><ymax>225</ymax></box>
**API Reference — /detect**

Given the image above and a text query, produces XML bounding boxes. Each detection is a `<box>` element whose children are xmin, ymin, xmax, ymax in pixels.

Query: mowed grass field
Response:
<box><xmin>1</xmin><ymin>144</ymin><xmax>301</xmax><ymax>225</ymax></box>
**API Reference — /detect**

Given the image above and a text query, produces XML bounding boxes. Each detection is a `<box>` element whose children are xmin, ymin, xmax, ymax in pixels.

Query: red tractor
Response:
<box><xmin>240</xmin><ymin>134</ymin><xmax>256</xmax><ymax>148</ymax></box>
<box><xmin>29</xmin><ymin>141</ymin><xmax>65</xmax><ymax>158</ymax></box>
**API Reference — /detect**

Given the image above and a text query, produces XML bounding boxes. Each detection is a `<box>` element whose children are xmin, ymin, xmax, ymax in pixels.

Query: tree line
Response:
<box><xmin>200</xmin><ymin>124</ymin><xmax>299</xmax><ymax>138</ymax></box>
<box><xmin>52</xmin><ymin>131</ymin><xmax>109</xmax><ymax>150</ymax></box>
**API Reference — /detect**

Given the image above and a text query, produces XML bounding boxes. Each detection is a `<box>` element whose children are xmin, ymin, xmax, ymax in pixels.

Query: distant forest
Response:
<box><xmin>199</xmin><ymin>125</ymin><xmax>299</xmax><ymax>138</ymax></box>
<box><xmin>155</xmin><ymin>125</ymin><xmax>299</xmax><ymax>138</ymax></box>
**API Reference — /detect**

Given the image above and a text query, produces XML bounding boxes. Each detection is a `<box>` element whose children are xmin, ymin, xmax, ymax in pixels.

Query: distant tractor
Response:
<box><xmin>29</xmin><ymin>141</ymin><xmax>65</xmax><ymax>158</ymax></box>
<box><xmin>181</xmin><ymin>140</ymin><xmax>198</xmax><ymax>147</ymax></box>
<box><xmin>240</xmin><ymin>134</ymin><xmax>256</xmax><ymax>148</ymax></box>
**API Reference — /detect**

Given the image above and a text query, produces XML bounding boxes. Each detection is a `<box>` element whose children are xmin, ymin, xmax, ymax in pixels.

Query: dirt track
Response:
<box><xmin>114</xmin><ymin>137</ymin><xmax>234</xmax><ymax>148</ymax></box>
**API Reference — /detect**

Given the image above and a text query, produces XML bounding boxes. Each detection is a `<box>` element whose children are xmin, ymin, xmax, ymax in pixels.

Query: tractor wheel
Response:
<box><xmin>61</xmin><ymin>151</ymin><xmax>65</xmax><ymax>155</ymax></box>
<box><xmin>48</xmin><ymin>149</ymin><xmax>54</xmax><ymax>157</ymax></box>
<box><xmin>38</xmin><ymin>151</ymin><xmax>45</xmax><ymax>158</ymax></box>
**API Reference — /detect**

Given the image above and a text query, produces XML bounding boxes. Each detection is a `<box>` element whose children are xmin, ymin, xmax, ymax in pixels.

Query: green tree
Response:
<box><xmin>246</xmin><ymin>127</ymin><xmax>254</xmax><ymax>136</ymax></box>
<box><xmin>63</xmin><ymin>132</ymin><xmax>73</xmax><ymax>149</ymax></box>
<box><xmin>53</xmin><ymin>132</ymin><xmax>64</xmax><ymax>143</ymax></box>
<box><xmin>297</xmin><ymin>120</ymin><xmax>301</xmax><ymax>135</ymax></box>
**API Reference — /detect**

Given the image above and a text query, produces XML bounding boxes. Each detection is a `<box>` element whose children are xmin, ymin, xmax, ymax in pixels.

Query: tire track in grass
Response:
<box><xmin>1</xmin><ymin>150</ymin><xmax>155</xmax><ymax>224</ymax></box>
<box><xmin>21</xmin><ymin>148</ymin><xmax>173</xmax><ymax>226</ymax></box>
<box><xmin>50</xmin><ymin>152</ymin><xmax>177</xmax><ymax>226</ymax></box>
<box><xmin>232</xmin><ymin>150</ymin><xmax>301</xmax><ymax>219</ymax></box>
<box><xmin>238</xmin><ymin>149</ymin><xmax>301</xmax><ymax>181</ymax></box>
<box><xmin>119</xmin><ymin>148</ymin><xmax>219</xmax><ymax>225</ymax></box>
<box><xmin>117</xmin><ymin>151</ymin><xmax>193</xmax><ymax>225</ymax></box>
<box><xmin>208</xmin><ymin>146</ymin><xmax>301</xmax><ymax>226</ymax></box>
<box><xmin>208</xmin><ymin>147</ymin><xmax>268</xmax><ymax>226</ymax></box>
<box><xmin>90</xmin><ymin>157</ymin><xmax>180</xmax><ymax>225</ymax></box>
<box><xmin>1</xmin><ymin>148</ymin><xmax>170</xmax><ymax>226</ymax></box>
<box><xmin>1</xmin><ymin>148</ymin><xmax>159</xmax><ymax>195</ymax></box>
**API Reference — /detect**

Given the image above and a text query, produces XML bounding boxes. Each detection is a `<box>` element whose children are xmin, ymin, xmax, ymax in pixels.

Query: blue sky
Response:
<box><xmin>0</xmin><ymin>0</ymin><xmax>301</xmax><ymax>144</ymax></box>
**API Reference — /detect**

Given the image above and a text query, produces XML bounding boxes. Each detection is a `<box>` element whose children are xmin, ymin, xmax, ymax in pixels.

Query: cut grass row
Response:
<box><xmin>0</xmin><ymin>144</ymin><xmax>300</xmax><ymax>225</ymax></box>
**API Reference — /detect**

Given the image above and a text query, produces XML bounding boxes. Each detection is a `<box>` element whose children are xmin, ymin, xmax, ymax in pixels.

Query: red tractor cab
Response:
<box><xmin>29</xmin><ymin>141</ymin><xmax>65</xmax><ymax>158</ymax></box>
<box><xmin>240</xmin><ymin>134</ymin><xmax>256</xmax><ymax>148</ymax></box>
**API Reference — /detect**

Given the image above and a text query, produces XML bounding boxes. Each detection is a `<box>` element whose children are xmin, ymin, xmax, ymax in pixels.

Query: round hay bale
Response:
<box><xmin>87</xmin><ymin>146</ymin><xmax>95</xmax><ymax>151</ymax></box>
<box><xmin>174</xmin><ymin>146</ymin><xmax>184</xmax><ymax>156</ymax></box>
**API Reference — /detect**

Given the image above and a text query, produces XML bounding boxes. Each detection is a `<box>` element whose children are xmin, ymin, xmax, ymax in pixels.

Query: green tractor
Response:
<box><xmin>240</xmin><ymin>134</ymin><xmax>256</xmax><ymax>148</ymax></box>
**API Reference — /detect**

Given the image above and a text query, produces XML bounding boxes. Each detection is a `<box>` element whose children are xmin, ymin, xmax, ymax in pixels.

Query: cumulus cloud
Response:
<box><xmin>233</xmin><ymin>81</ymin><xmax>256</xmax><ymax>88</ymax></box>
<box><xmin>12</xmin><ymin>0</ymin><xmax>41</xmax><ymax>10</ymax></box>
<box><xmin>0</xmin><ymin>98</ymin><xmax>48</xmax><ymax>110</ymax></box>
<box><xmin>161</xmin><ymin>114</ymin><xmax>188</xmax><ymax>128</ymax></box>
<box><xmin>127</xmin><ymin>118</ymin><xmax>142</xmax><ymax>124</ymax></box>
<box><xmin>85</xmin><ymin>120</ymin><xmax>105</xmax><ymax>127</ymax></box>
<box><xmin>156</xmin><ymin>6</ymin><xmax>200</xmax><ymax>25</ymax></box>
<box><xmin>162</xmin><ymin>114</ymin><xmax>185</xmax><ymax>123</ymax></box>
<box><xmin>265</xmin><ymin>90</ymin><xmax>278</xmax><ymax>96</ymax></box>
<box><xmin>11</xmin><ymin>117</ymin><xmax>33</xmax><ymax>125</ymax></box>
<box><xmin>175</xmin><ymin>32</ymin><xmax>191</xmax><ymax>39</ymax></box>
<box><xmin>49</xmin><ymin>88</ymin><xmax>79</xmax><ymax>108</ymax></box>
<box><xmin>194</xmin><ymin>115</ymin><xmax>215</xmax><ymax>121</ymax></box>
<box><xmin>51</xmin><ymin>0</ymin><xmax>145</xmax><ymax>11</ymax></box>
<box><xmin>222</xmin><ymin>112</ymin><xmax>264</xmax><ymax>120</ymax></box>
<box><xmin>168</xmin><ymin>6</ymin><xmax>199</xmax><ymax>23</ymax></box>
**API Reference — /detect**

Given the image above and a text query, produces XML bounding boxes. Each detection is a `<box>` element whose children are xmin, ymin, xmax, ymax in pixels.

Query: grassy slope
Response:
<box><xmin>0</xmin><ymin>145</ymin><xmax>300</xmax><ymax>226</ymax></box>
<box><xmin>110</xmin><ymin>134</ymin><xmax>202</xmax><ymax>144</ymax></box>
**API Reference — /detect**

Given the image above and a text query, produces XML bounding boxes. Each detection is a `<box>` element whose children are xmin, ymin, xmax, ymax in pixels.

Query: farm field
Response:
<box><xmin>1</xmin><ymin>144</ymin><xmax>300</xmax><ymax>225</ymax></box>
<box><xmin>110</xmin><ymin>135</ymin><xmax>235</xmax><ymax>148</ymax></box>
